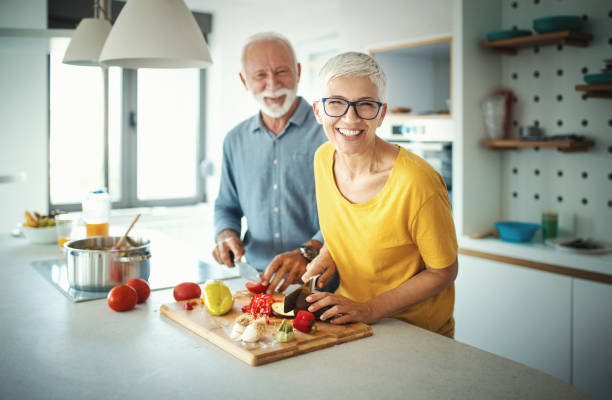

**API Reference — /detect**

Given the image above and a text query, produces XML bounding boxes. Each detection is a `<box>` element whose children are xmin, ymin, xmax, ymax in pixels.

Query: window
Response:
<box><xmin>48</xmin><ymin>38</ymin><xmax>206</xmax><ymax>211</ymax></box>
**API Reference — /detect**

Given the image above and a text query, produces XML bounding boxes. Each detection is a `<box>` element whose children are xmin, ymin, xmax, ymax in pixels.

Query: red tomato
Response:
<box><xmin>245</xmin><ymin>281</ymin><xmax>267</xmax><ymax>294</ymax></box>
<box><xmin>173</xmin><ymin>282</ymin><xmax>201</xmax><ymax>301</ymax></box>
<box><xmin>107</xmin><ymin>284</ymin><xmax>138</xmax><ymax>312</ymax></box>
<box><xmin>127</xmin><ymin>278</ymin><xmax>150</xmax><ymax>303</ymax></box>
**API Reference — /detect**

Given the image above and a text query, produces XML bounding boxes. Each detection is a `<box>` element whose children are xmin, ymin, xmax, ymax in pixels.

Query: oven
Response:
<box><xmin>380</xmin><ymin>118</ymin><xmax>454</xmax><ymax>207</ymax></box>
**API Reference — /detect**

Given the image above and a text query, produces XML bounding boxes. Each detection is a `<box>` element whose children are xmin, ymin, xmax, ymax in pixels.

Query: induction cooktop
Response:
<box><xmin>32</xmin><ymin>255</ymin><xmax>240</xmax><ymax>303</ymax></box>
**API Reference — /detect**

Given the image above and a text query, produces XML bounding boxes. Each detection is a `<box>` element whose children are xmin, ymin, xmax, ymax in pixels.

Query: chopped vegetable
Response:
<box><xmin>230</xmin><ymin>314</ymin><xmax>253</xmax><ymax>340</ymax></box>
<box><xmin>241</xmin><ymin>293</ymin><xmax>276</xmax><ymax>317</ymax></box>
<box><xmin>274</xmin><ymin>319</ymin><xmax>295</xmax><ymax>343</ymax></box>
<box><xmin>245</xmin><ymin>281</ymin><xmax>268</xmax><ymax>294</ymax></box>
<box><xmin>293</xmin><ymin>310</ymin><xmax>317</xmax><ymax>334</ymax></box>
<box><xmin>271</xmin><ymin>302</ymin><xmax>295</xmax><ymax>318</ymax></box>
<box><xmin>241</xmin><ymin>317</ymin><xmax>266</xmax><ymax>342</ymax></box>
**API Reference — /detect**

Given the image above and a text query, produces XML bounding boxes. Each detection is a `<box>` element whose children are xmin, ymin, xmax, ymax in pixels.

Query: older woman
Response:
<box><xmin>302</xmin><ymin>52</ymin><xmax>458</xmax><ymax>337</ymax></box>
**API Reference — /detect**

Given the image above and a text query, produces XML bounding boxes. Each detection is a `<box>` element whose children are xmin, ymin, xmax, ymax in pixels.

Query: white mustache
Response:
<box><xmin>256</xmin><ymin>88</ymin><xmax>293</xmax><ymax>99</ymax></box>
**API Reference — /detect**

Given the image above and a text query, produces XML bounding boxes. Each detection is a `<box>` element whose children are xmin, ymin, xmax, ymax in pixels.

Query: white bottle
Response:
<box><xmin>82</xmin><ymin>189</ymin><xmax>111</xmax><ymax>237</ymax></box>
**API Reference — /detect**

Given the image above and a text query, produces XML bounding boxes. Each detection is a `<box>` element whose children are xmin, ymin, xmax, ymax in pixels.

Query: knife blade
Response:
<box><xmin>236</xmin><ymin>260</ymin><xmax>261</xmax><ymax>282</ymax></box>
<box><xmin>229</xmin><ymin>250</ymin><xmax>261</xmax><ymax>282</ymax></box>
<box><xmin>283</xmin><ymin>274</ymin><xmax>319</xmax><ymax>313</ymax></box>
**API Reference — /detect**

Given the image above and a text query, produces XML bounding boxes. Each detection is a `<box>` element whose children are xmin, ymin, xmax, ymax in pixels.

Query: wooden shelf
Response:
<box><xmin>575</xmin><ymin>84</ymin><xmax>612</xmax><ymax>99</ymax></box>
<box><xmin>481</xmin><ymin>31</ymin><xmax>593</xmax><ymax>55</ymax></box>
<box><xmin>482</xmin><ymin>139</ymin><xmax>594</xmax><ymax>153</ymax></box>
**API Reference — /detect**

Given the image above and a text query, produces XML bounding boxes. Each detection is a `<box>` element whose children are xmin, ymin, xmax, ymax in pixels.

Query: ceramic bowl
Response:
<box><xmin>21</xmin><ymin>224</ymin><xmax>57</xmax><ymax>244</ymax></box>
<box><xmin>533</xmin><ymin>16</ymin><xmax>582</xmax><ymax>34</ymax></box>
<box><xmin>584</xmin><ymin>73</ymin><xmax>612</xmax><ymax>84</ymax></box>
<box><xmin>486</xmin><ymin>29</ymin><xmax>531</xmax><ymax>41</ymax></box>
<box><xmin>494</xmin><ymin>221</ymin><xmax>540</xmax><ymax>243</ymax></box>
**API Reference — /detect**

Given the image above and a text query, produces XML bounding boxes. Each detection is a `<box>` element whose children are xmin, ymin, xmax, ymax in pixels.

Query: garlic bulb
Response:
<box><xmin>240</xmin><ymin>318</ymin><xmax>266</xmax><ymax>343</ymax></box>
<box><xmin>230</xmin><ymin>314</ymin><xmax>253</xmax><ymax>340</ymax></box>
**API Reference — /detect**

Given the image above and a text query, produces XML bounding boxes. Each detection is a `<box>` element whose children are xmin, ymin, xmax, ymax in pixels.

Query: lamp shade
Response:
<box><xmin>99</xmin><ymin>0</ymin><xmax>213</xmax><ymax>69</ymax></box>
<box><xmin>62</xmin><ymin>18</ymin><xmax>112</xmax><ymax>66</ymax></box>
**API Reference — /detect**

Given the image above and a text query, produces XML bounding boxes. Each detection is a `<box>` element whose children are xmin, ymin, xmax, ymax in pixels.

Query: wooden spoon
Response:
<box><xmin>112</xmin><ymin>214</ymin><xmax>141</xmax><ymax>250</ymax></box>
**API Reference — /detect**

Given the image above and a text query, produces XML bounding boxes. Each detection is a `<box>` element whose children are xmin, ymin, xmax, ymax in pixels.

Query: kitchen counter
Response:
<box><xmin>0</xmin><ymin>234</ymin><xmax>587</xmax><ymax>400</ymax></box>
<box><xmin>459</xmin><ymin>236</ymin><xmax>612</xmax><ymax>281</ymax></box>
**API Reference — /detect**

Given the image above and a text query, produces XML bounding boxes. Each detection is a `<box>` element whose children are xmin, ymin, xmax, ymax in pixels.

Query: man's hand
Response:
<box><xmin>262</xmin><ymin>250</ymin><xmax>308</xmax><ymax>294</ymax></box>
<box><xmin>212</xmin><ymin>229</ymin><xmax>244</xmax><ymax>268</ymax></box>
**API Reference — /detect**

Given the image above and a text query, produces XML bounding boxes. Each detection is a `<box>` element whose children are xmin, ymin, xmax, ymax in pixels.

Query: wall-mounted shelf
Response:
<box><xmin>482</xmin><ymin>139</ymin><xmax>594</xmax><ymax>153</ymax></box>
<box><xmin>481</xmin><ymin>31</ymin><xmax>593</xmax><ymax>55</ymax></box>
<box><xmin>575</xmin><ymin>84</ymin><xmax>612</xmax><ymax>99</ymax></box>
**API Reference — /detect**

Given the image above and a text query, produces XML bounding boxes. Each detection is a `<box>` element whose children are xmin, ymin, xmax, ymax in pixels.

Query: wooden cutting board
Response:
<box><xmin>160</xmin><ymin>291</ymin><xmax>373</xmax><ymax>366</ymax></box>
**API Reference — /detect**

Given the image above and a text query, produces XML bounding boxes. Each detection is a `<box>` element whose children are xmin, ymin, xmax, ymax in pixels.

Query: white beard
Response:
<box><xmin>251</xmin><ymin>87</ymin><xmax>297</xmax><ymax>118</ymax></box>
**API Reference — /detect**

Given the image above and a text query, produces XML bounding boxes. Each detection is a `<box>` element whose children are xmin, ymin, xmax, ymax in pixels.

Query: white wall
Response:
<box><xmin>189</xmin><ymin>0</ymin><xmax>453</xmax><ymax>204</ymax></box>
<box><xmin>0</xmin><ymin>0</ymin><xmax>453</xmax><ymax>232</ymax></box>
<box><xmin>0</xmin><ymin>0</ymin><xmax>48</xmax><ymax>231</ymax></box>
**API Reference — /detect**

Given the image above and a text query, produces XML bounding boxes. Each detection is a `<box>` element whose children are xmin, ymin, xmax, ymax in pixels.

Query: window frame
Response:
<box><xmin>47</xmin><ymin>64</ymin><xmax>208</xmax><ymax>212</ymax></box>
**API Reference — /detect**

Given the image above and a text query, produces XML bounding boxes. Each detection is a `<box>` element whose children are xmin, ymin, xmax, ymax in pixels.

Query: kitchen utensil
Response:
<box><xmin>533</xmin><ymin>15</ymin><xmax>582</xmax><ymax>34</ymax></box>
<box><xmin>494</xmin><ymin>221</ymin><xmax>540</xmax><ymax>243</ymax></box>
<box><xmin>284</xmin><ymin>274</ymin><xmax>319</xmax><ymax>312</ymax></box>
<box><xmin>546</xmin><ymin>238</ymin><xmax>612</xmax><ymax>255</ymax></box>
<box><xmin>112</xmin><ymin>213</ymin><xmax>141</xmax><ymax>250</ymax></box>
<box><xmin>20</xmin><ymin>224</ymin><xmax>57</xmax><ymax>244</ymax></box>
<box><xmin>519</xmin><ymin>126</ymin><xmax>543</xmax><ymax>140</ymax></box>
<box><xmin>468</xmin><ymin>228</ymin><xmax>500</xmax><ymax>239</ymax></box>
<box><xmin>583</xmin><ymin>73</ymin><xmax>612</xmax><ymax>84</ymax></box>
<box><xmin>480</xmin><ymin>90</ymin><xmax>512</xmax><ymax>140</ymax></box>
<box><xmin>236</xmin><ymin>260</ymin><xmax>260</xmax><ymax>282</ymax></box>
<box><xmin>486</xmin><ymin>29</ymin><xmax>531</xmax><ymax>41</ymax></box>
<box><xmin>160</xmin><ymin>291</ymin><xmax>373</xmax><ymax>366</ymax></box>
<box><xmin>64</xmin><ymin>236</ymin><xmax>151</xmax><ymax>291</ymax></box>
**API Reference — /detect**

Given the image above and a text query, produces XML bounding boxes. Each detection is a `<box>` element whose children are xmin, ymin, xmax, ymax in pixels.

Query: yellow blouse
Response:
<box><xmin>314</xmin><ymin>142</ymin><xmax>458</xmax><ymax>336</ymax></box>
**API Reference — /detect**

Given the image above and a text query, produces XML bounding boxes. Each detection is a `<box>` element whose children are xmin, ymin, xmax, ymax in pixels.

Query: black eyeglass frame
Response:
<box><xmin>321</xmin><ymin>97</ymin><xmax>384</xmax><ymax>120</ymax></box>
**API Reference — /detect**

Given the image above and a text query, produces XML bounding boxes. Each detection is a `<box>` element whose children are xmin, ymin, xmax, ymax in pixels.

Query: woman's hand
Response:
<box><xmin>305</xmin><ymin>292</ymin><xmax>379</xmax><ymax>325</ymax></box>
<box><xmin>301</xmin><ymin>244</ymin><xmax>336</xmax><ymax>290</ymax></box>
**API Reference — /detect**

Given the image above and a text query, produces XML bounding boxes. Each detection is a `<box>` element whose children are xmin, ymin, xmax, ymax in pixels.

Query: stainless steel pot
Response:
<box><xmin>65</xmin><ymin>236</ymin><xmax>151</xmax><ymax>291</ymax></box>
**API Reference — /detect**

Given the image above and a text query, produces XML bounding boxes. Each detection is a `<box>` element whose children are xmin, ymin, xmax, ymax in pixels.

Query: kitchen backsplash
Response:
<box><xmin>497</xmin><ymin>0</ymin><xmax>611</xmax><ymax>240</ymax></box>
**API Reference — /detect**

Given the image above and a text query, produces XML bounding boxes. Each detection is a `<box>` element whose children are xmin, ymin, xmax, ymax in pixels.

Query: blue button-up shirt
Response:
<box><xmin>214</xmin><ymin>97</ymin><xmax>327</xmax><ymax>271</ymax></box>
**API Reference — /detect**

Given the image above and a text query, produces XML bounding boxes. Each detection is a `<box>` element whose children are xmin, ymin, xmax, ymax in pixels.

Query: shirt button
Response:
<box><xmin>274</xmin><ymin>233</ymin><xmax>280</xmax><ymax>238</ymax></box>
<box><xmin>273</xmin><ymin>159</ymin><xmax>278</xmax><ymax>165</ymax></box>
<box><xmin>273</xmin><ymin>184</ymin><xmax>278</xmax><ymax>190</ymax></box>
<box><xmin>273</xmin><ymin>207</ymin><xmax>279</xmax><ymax>213</ymax></box>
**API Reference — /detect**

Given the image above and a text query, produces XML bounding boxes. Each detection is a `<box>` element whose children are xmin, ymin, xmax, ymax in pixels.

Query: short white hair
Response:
<box><xmin>241</xmin><ymin>32</ymin><xmax>297</xmax><ymax>72</ymax></box>
<box><xmin>318</xmin><ymin>52</ymin><xmax>387</xmax><ymax>101</ymax></box>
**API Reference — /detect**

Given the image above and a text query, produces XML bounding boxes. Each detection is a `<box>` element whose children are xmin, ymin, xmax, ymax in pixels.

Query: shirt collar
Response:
<box><xmin>248</xmin><ymin>96</ymin><xmax>309</xmax><ymax>134</ymax></box>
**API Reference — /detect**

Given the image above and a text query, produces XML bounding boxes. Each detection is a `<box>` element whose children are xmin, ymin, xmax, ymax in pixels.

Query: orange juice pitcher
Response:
<box><xmin>83</xmin><ymin>189</ymin><xmax>111</xmax><ymax>237</ymax></box>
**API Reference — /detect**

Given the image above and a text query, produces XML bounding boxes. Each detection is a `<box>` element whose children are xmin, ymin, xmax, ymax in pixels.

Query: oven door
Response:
<box><xmin>392</xmin><ymin>141</ymin><xmax>453</xmax><ymax>203</ymax></box>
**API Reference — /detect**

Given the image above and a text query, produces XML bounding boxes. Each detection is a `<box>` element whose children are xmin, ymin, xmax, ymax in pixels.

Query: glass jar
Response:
<box><xmin>82</xmin><ymin>189</ymin><xmax>111</xmax><ymax>237</ymax></box>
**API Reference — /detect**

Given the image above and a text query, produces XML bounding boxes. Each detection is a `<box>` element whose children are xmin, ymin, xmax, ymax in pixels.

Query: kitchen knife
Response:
<box><xmin>283</xmin><ymin>274</ymin><xmax>319</xmax><ymax>313</ymax></box>
<box><xmin>236</xmin><ymin>260</ymin><xmax>261</xmax><ymax>282</ymax></box>
<box><xmin>229</xmin><ymin>251</ymin><xmax>261</xmax><ymax>282</ymax></box>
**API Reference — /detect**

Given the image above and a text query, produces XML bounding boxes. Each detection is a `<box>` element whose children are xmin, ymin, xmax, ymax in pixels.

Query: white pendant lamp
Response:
<box><xmin>99</xmin><ymin>0</ymin><xmax>213</xmax><ymax>69</ymax></box>
<box><xmin>62</xmin><ymin>17</ymin><xmax>111</xmax><ymax>66</ymax></box>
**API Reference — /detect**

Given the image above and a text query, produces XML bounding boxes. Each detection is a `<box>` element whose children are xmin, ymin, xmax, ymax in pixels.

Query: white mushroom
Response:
<box><xmin>240</xmin><ymin>318</ymin><xmax>266</xmax><ymax>343</ymax></box>
<box><xmin>230</xmin><ymin>314</ymin><xmax>253</xmax><ymax>340</ymax></box>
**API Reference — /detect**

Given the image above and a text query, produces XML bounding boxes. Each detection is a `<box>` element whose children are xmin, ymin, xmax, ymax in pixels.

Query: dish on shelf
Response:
<box><xmin>583</xmin><ymin>73</ymin><xmax>612</xmax><ymax>84</ymax></box>
<box><xmin>486</xmin><ymin>29</ymin><xmax>531</xmax><ymax>41</ymax></box>
<box><xmin>546</xmin><ymin>238</ymin><xmax>612</xmax><ymax>255</ymax></box>
<box><xmin>533</xmin><ymin>15</ymin><xmax>582</xmax><ymax>34</ymax></box>
<box><xmin>493</xmin><ymin>221</ymin><xmax>540</xmax><ymax>243</ymax></box>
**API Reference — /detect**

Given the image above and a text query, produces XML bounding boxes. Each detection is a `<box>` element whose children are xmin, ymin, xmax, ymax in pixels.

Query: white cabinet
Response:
<box><xmin>454</xmin><ymin>254</ymin><xmax>572</xmax><ymax>383</ymax></box>
<box><xmin>572</xmin><ymin>279</ymin><xmax>612</xmax><ymax>400</ymax></box>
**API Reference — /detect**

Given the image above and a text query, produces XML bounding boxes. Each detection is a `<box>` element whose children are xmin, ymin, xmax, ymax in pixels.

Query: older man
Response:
<box><xmin>212</xmin><ymin>32</ymin><xmax>331</xmax><ymax>294</ymax></box>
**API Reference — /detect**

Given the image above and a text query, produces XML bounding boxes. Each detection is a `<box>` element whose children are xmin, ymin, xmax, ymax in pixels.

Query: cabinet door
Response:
<box><xmin>572</xmin><ymin>279</ymin><xmax>612</xmax><ymax>400</ymax></box>
<box><xmin>455</xmin><ymin>254</ymin><xmax>572</xmax><ymax>383</ymax></box>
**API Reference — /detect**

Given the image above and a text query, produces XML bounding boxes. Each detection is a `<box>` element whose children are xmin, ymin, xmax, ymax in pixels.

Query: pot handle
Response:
<box><xmin>117</xmin><ymin>252</ymin><xmax>151</xmax><ymax>263</ymax></box>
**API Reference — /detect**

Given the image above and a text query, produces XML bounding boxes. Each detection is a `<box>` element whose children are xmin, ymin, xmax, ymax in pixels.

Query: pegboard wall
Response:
<box><xmin>498</xmin><ymin>0</ymin><xmax>612</xmax><ymax>240</ymax></box>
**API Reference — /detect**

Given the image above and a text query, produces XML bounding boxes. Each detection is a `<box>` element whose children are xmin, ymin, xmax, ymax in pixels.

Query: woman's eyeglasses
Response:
<box><xmin>321</xmin><ymin>97</ymin><xmax>383</xmax><ymax>120</ymax></box>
